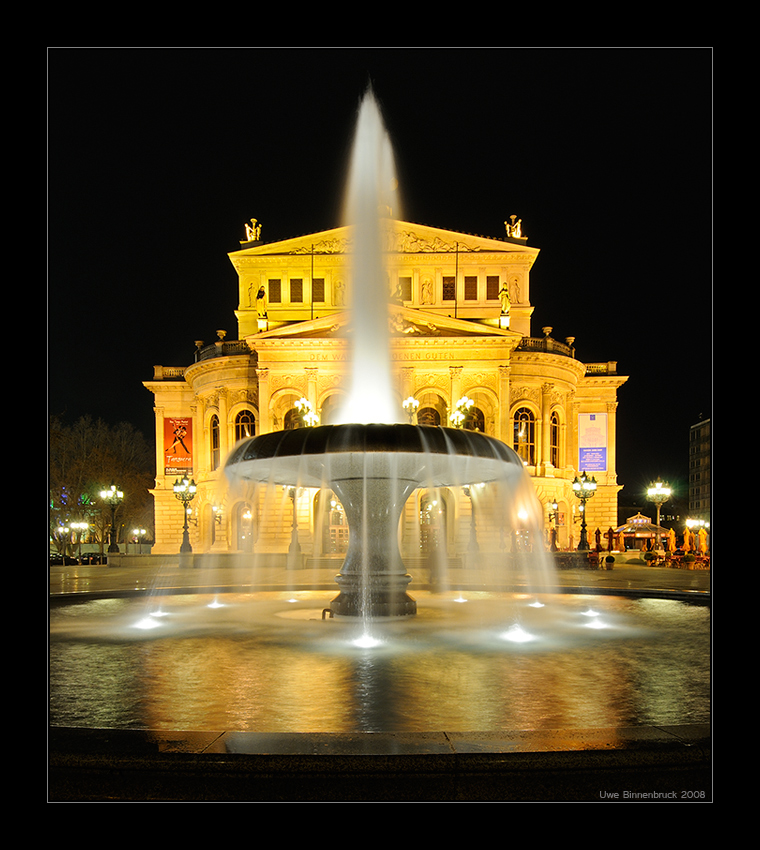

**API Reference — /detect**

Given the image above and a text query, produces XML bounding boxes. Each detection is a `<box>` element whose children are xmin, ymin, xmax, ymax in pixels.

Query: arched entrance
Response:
<box><xmin>315</xmin><ymin>489</ymin><xmax>349</xmax><ymax>555</ymax></box>
<box><xmin>233</xmin><ymin>502</ymin><xmax>255</xmax><ymax>552</ymax></box>
<box><xmin>419</xmin><ymin>490</ymin><xmax>448</xmax><ymax>555</ymax></box>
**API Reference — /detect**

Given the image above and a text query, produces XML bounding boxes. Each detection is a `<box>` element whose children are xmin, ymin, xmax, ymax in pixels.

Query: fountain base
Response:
<box><xmin>331</xmin><ymin>573</ymin><xmax>416</xmax><ymax>617</ymax></box>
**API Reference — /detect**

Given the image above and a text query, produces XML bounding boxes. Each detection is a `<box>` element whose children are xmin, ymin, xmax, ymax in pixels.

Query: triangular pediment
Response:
<box><xmin>233</xmin><ymin>218</ymin><xmax>538</xmax><ymax>342</ymax></box>
<box><xmin>231</xmin><ymin>219</ymin><xmax>539</xmax><ymax>264</ymax></box>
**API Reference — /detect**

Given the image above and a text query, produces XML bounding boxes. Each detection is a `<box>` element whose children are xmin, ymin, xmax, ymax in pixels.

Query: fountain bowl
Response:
<box><xmin>224</xmin><ymin>423</ymin><xmax>523</xmax><ymax>487</ymax></box>
<box><xmin>225</xmin><ymin>424</ymin><xmax>527</xmax><ymax>617</ymax></box>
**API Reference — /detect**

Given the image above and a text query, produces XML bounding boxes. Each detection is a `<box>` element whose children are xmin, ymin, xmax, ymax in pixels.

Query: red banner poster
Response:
<box><xmin>164</xmin><ymin>417</ymin><xmax>193</xmax><ymax>476</ymax></box>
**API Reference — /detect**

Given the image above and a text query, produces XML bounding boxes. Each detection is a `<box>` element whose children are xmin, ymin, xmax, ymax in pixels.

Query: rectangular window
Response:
<box><xmin>313</xmin><ymin>278</ymin><xmax>325</xmax><ymax>302</ymax></box>
<box><xmin>399</xmin><ymin>277</ymin><xmax>412</xmax><ymax>301</ymax></box>
<box><xmin>290</xmin><ymin>278</ymin><xmax>303</xmax><ymax>303</ymax></box>
<box><xmin>486</xmin><ymin>276</ymin><xmax>500</xmax><ymax>300</ymax></box>
<box><xmin>442</xmin><ymin>276</ymin><xmax>455</xmax><ymax>301</ymax></box>
<box><xmin>268</xmin><ymin>279</ymin><xmax>281</xmax><ymax>303</ymax></box>
<box><xmin>464</xmin><ymin>275</ymin><xmax>478</xmax><ymax>300</ymax></box>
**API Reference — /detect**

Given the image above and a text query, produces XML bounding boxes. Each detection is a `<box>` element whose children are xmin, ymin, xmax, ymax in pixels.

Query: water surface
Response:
<box><xmin>49</xmin><ymin>592</ymin><xmax>710</xmax><ymax>733</ymax></box>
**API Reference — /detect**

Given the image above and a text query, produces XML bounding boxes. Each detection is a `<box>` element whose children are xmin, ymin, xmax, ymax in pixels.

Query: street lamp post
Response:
<box><xmin>549</xmin><ymin>499</ymin><xmax>559</xmax><ymax>551</ymax></box>
<box><xmin>403</xmin><ymin>396</ymin><xmax>419</xmax><ymax>424</ymax></box>
<box><xmin>295</xmin><ymin>397</ymin><xmax>320</xmax><ymax>427</ymax></box>
<box><xmin>70</xmin><ymin>521</ymin><xmax>89</xmax><ymax>560</ymax></box>
<box><xmin>173</xmin><ymin>476</ymin><xmax>197</xmax><ymax>558</ymax></box>
<box><xmin>99</xmin><ymin>483</ymin><xmax>124</xmax><ymax>553</ymax></box>
<box><xmin>132</xmin><ymin>527</ymin><xmax>147</xmax><ymax>554</ymax></box>
<box><xmin>647</xmin><ymin>481</ymin><xmax>671</xmax><ymax>552</ymax></box>
<box><xmin>450</xmin><ymin>396</ymin><xmax>473</xmax><ymax>429</ymax></box>
<box><xmin>572</xmin><ymin>472</ymin><xmax>597</xmax><ymax>551</ymax></box>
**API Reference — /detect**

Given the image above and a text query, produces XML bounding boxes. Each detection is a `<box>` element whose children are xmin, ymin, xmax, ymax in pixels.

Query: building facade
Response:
<box><xmin>144</xmin><ymin>219</ymin><xmax>628</xmax><ymax>556</ymax></box>
<box><xmin>689</xmin><ymin>418</ymin><xmax>711</xmax><ymax>522</ymax></box>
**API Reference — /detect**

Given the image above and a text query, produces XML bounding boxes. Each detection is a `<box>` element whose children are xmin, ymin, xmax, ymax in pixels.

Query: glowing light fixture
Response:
<box><xmin>647</xmin><ymin>481</ymin><xmax>671</xmax><ymax>551</ymax></box>
<box><xmin>403</xmin><ymin>396</ymin><xmax>419</xmax><ymax>423</ymax></box>
<box><xmin>502</xmin><ymin>624</ymin><xmax>534</xmax><ymax>643</ymax></box>
<box><xmin>173</xmin><ymin>476</ymin><xmax>197</xmax><ymax>555</ymax></box>
<box><xmin>450</xmin><ymin>395</ymin><xmax>474</xmax><ymax>428</ymax></box>
<box><xmin>295</xmin><ymin>397</ymin><xmax>320</xmax><ymax>427</ymax></box>
<box><xmin>353</xmin><ymin>634</ymin><xmax>382</xmax><ymax>649</ymax></box>
<box><xmin>99</xmin><ymin>482</ymin><xmax>124</xmax><ymax>553</ymax></box>
<box><xmin>572</xmin><ymin>472</ymin><xmax>597</xmax><ymax>550</ymax></box>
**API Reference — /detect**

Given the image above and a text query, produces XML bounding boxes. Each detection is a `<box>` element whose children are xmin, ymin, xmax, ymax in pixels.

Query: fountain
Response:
<box><xmin>48</xmin><ymin>90</ymin><xmax>710</xmax><ymax>801</ymax></box>
<box><xmin>223</xmin><ymin>91</ymin><xmax>546</xmax><ymax>619</ymax></box>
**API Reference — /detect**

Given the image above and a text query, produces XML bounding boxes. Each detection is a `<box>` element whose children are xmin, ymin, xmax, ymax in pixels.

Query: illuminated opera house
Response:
<box><xmin>144</xmin><ymin>217</ymin><xmax>628</xmax><ymax>559</ymax></box>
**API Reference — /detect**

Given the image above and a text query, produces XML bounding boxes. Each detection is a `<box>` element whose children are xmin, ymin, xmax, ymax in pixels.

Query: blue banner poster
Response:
<box><xmin>578</xmin><ymin>413</ymin><xmax>607</xmax><ymax>472</ymax></box>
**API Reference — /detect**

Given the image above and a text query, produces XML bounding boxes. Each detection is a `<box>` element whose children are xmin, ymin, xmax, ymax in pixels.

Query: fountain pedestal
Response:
<box><xmin>330</xmin><ymin>474</ymin><xmax>418</xmax><ymax>617</ymax></box>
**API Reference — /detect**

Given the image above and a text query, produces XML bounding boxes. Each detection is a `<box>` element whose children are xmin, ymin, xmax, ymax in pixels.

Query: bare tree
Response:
<box><xmin>49</xmin><ymin>415</ymin><xmax>154</xmax><ymax>553</ymax></box>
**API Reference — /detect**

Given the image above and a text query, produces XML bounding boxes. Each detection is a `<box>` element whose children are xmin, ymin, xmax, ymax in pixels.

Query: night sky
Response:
<box><xmin>48</xmin><ymin>47</ymin><xmax>712</xmax><ymax>507</ymax></box>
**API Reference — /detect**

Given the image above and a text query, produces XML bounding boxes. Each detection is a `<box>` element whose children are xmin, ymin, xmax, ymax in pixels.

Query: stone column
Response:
<box><xmin>400</xmin><ymin>367</ymin><xmax>414</xmax><ymax>401</ymax></box>
<box><xmin>607</xmin><ymin>401</ymin><xmax>618</xmax><ymax>482</ymax></box>
<box><xmin>540</xmin><ymin>382</ymin><xmax>552</xmax><ymax>469</ymax></box>
<box><xmin>153</xmin><ymin>405</ymin><xmax>165</xmax><ymax>483</ymax></box>
<box><xmin>305</xmin><ymin>367</ymin><xmax>318</xmax><ymax>414</ymax></box>
<box><xmin>257</xmin><ymin>368</ymin><xmax>271</xmax><ymax>434</ymax></box>
<box><xmin>218</xmin><ymin>390</ymin><xmax>230</xmax><ymax>459</ymax></box>
<box><xmin>567</xmin><ymin>391</ymin><xmax>577</xmax><ymax>471</ymax></box>
<box><xmin>200</xmin><ymin>399</ymin><xmax>210</xmax><ymax>474</ymax></box>
<box><xmin>449</xmin><ymin>365</ymin><xmax>463</xmax><ymax>414</ymax></box>
<box><xmin>497</xmin><ymin>365</ymin><xmax>511</xmax><ymax>443</ymax></box>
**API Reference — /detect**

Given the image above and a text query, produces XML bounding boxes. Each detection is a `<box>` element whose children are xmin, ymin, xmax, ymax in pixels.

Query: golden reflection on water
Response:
<box><xmin>49</xmin><ymin>593</ymin><xmax>710</xmax><ymax>733</ymax></box>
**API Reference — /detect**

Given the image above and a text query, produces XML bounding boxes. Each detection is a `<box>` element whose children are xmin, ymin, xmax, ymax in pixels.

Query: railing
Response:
<box><xmin>516</xmin><ymin>337</ymin><xmax>575</xmax><ymax>357</ymax></box>
<box><xmin>150</xmin><ymin>341</ymin><xmax>254</xmax><ymax>381</ymax></box>
<box><xmin>150</xmin><ymin>365</ymin><xmax>185</xmax><ymax>380</ymax></box>
<box><xmin>515</xmin><ymin>338</ymin><xmax>618</xmax><ymax>374</ymax></box>
<box><xmin>194</xmin><ymin>340</ymin><xmax>253</xmax><ymax>363</ymax></box>
<box><xmin>584</xmin><ymin>361</ymin><xmax>618</xmax><ymax>375</ymax></box>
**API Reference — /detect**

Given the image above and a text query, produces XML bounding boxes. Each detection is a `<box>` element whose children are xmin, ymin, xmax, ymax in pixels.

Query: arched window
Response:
<box><xmin>464</xmin><ymin>406</ymin><xmax>485</xmax><ymax>432</ymax></box>
<box><xmin>550</xmin><ymin>412</ymin><xmax>560</xmax><ymax>467</ymax></box>
<box><xmin>210</xmin><ymin>415</ymin><xmax>220</xmax><ymax>470</ymax></box>
<box><xmin>235</xmin><ymin>502</ymin><xmax>255</xmax><ymax>552</ymax></box>
<box><xmin>319</xmin><ymin>490</ymin><xmax>348</xmax><ymax>554</ymax></box>
<box><xmin>418</xmin><ymin>407</ymin><xmax>441</xmax><ymax>426</ymax></box>
<box><xmin>513</xmin><ymin>407</ymin><xmax>535</xmax><ymax>465</ymax></box>
<box><xmin>320</xmin><ymin>395</ymin><xmax>343</xmax><ymax>425</ymax></box>
<box><xmin>420</xmin><ymin>490</ymin><xmax>447</xmax><ymax>554</ymax></box>
<box><xmin>235</xmin><ymin>410</ymin><xmax>256</xmax><ymax>442</ymax></box>
<box><xmin>284</xmin><ymin>408</ymin><xmax>302</xmax><ymax>430</ymax></box>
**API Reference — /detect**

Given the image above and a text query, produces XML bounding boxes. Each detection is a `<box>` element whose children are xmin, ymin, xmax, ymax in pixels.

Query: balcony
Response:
<box><xmin>515</xmin><ymin>335</ymin><xmax>618</xmax><ymax>375</ymax></box>
<box><xmin>194</xmin><ymin>339</ymin><xmax>253</xmax><ymax>363</ymax></box>
<box><xmin>516</xmin><ymin>336</ymin><xmax>575</xmax><ymax>358</ymax></box>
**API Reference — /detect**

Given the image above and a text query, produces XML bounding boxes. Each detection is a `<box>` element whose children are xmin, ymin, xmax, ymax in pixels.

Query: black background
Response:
<box><xmin>48</xmin><ymin>47</ymin><xmax>712</xmax><ymax>506</ymax></box>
